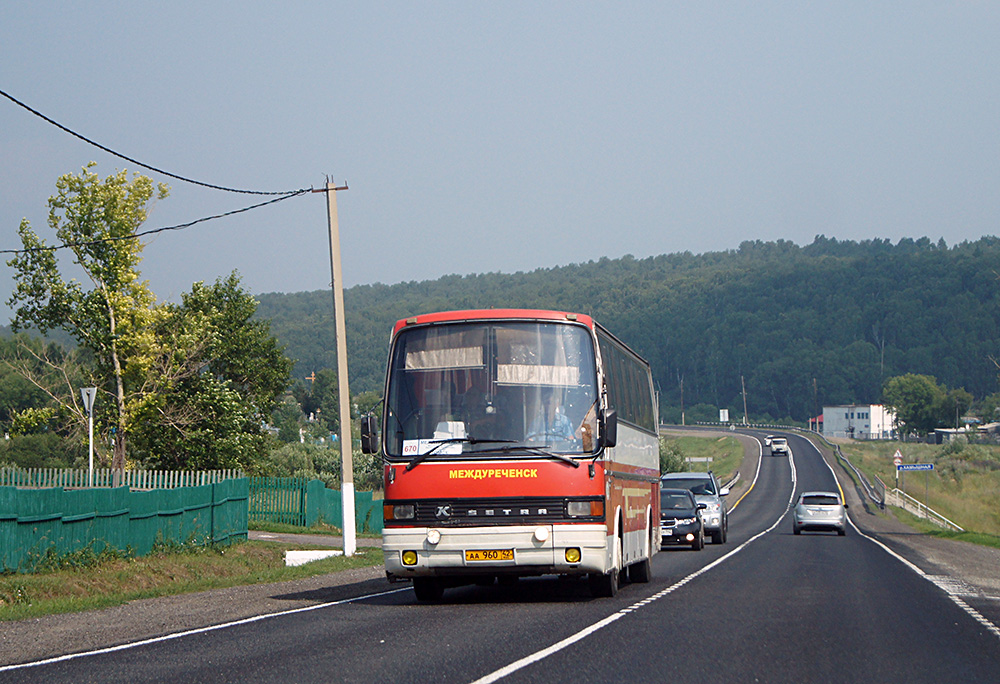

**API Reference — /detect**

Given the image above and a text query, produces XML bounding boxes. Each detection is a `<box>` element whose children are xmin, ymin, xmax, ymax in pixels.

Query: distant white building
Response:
<box><xmin>822</xmin><ymin>404</ymin><xmax>895</xmax><ymax>440</ymax></box>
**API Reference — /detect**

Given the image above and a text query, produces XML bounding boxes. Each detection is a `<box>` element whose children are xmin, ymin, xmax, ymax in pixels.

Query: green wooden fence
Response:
<box><xmin>0</xmin><ymin>478</ymin><xmax>249</xmax><ymax>572</ymax></box>
<box><xmin>249</xmin><ymin>477</ymin><xmax>309</xmax><ymax>526</ymax></box>
<box><xmin>0</xmin><ymin>466</ymin><xmax>243</xmax><ymax>490</ymax></box>
<box><xmin>249</xmin><ymin>477</ymin><xmax>383</xmax><ymax>533</ymax></box>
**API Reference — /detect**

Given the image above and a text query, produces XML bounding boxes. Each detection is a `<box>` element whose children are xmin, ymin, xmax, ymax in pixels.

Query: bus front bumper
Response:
<box><xmin>383</xmin><ymin>524</ymin><xmax>609</xmax><ymax>580</ymax></box>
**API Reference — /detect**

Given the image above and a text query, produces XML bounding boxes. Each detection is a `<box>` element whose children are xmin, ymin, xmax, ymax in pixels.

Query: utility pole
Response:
<box><xmin>813</xmin><ymin>377</ymin><xmax>819</xmax><ymax>433</ymax></box>
<box><xmin>318</xmin><ymin>179</ymin><xmax>355</xmax><ymax>557</ymax></box>
<box><xmin>741</xmin><ymin>375</ymin><xmax>748</xmax><ymax>425</ymax></box>
<box><xmin>680</xmin><ymin>377</ymin><xmax>685</xmax><ymax>426</ymax></box>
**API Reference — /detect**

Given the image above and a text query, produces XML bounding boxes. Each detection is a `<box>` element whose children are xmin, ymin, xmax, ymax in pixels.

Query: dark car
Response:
<box><xmin>660</xmin><ymin>471</ymin><xmax>729</xmax><ymax>543</ymax></box>
<box><xmin>660</xmin><ymin>488</ymin><xmax>706</xmax><ymax>550</ymax></box>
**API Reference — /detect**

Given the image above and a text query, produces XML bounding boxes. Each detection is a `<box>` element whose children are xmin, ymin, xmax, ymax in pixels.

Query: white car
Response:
<box><xmin>769</xmin><ymin>437</ymin><xmax>788</xmax><ymax>456</ymax></box>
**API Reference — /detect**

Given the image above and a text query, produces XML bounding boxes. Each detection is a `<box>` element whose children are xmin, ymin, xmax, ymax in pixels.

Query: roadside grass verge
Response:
<box><xmin>832</xmin><ymin>439</ymin><xmax>1000</xmax><ymax>538</ymax></box>
<box><xmin>248</xmin><ymin>520</ymin><xmax>381</xmax><ymax>539</ymax></box>
<box><xmin>887</xmin><ymin>507</ymin><xmax>1000</xmax><ymax>550</ymax></box>
<box><xmin>662</xmin><ymin>433</ymin><xmax>743</xmax><ymax>484</ymax></box>
<box><xmin>0</xmin><ymin>539</ymin><xmax>382</xmax><ymax>622</ymax></box>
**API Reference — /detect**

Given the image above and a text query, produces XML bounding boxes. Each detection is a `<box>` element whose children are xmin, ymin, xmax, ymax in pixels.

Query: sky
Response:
<box><xmin>2</xmin><ymin>2</ymin><xmax>999</xmax><ymax>321</ymax></box>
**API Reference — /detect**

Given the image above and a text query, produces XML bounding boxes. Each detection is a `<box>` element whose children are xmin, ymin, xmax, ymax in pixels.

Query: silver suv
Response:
<box><xmin>660</xmin><ymin>471</ymin><xmax>729</xmax><ymax>544</ymax></box>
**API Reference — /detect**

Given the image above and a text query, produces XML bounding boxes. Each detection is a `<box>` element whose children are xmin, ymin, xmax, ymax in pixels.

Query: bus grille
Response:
<box><xmin>386</xmin><ymin>497</ymin><xmax>602</xmax><ymax>526</ymax></box>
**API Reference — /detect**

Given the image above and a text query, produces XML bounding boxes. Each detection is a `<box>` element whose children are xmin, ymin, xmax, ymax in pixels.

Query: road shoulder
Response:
<box><xmin>1</xmin><ymin>558</ymin><xmax>387</xmax><ymax>668</ymax></box>
<box><xmin>808</xmin><ymin>433</ymin><xmax>1000</xmax><ymax>600</ymax></box>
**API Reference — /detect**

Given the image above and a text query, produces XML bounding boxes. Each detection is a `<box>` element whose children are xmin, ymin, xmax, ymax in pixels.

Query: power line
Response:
<box><xmin>1</xmin><ymin>87</ymin><xmax>310</xmax><ymax>196</ymax></box>
<box><xmin>0</xmin><ymin>190</ymin><xmax>310</xmax><ymax>256</ymax></box>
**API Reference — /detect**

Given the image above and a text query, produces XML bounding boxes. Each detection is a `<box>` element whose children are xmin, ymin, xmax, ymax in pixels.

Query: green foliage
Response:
<box><xmin>882</xmin><ymin>374</ymin><xmax>944</xmax><ymax>434</ymax></box>
<box><xmin>942</xmin><ymin>437</ymin><xmax>966</xmax><ymax>456</ymax></box>
<box><xmin>881</xmin><ymin>373</ymin><xmax>973</xmax><ymax>435</ymax></box>
<box><xmin>256</xmin><ymin>236</ymin><xmax>1000</xmax><ymax>424</ymax></box>
<box><xmin>129</xmin><ymin>274</ymin><xmax>293</xmax><ymax>470</ymax></box>
<box><xmin>8</xmin><ymin>407</ymin><xmax>58</xmax><ymax>435</ymax></box>
<box><xmin>21</xmin><ymin>541</ymin><xmax>134</xmax><ymax>574</ymax></box>
<box><xmin>255</xmin><ymin>442</ymin><xmax>382</xmax><ymax>491</ymax></box>
<box><xmin>0</xmin><ymin>336</ymin><xmax>55</xmax><ymax>424</ymax></box>
<box><xmin>0</xmin><ymin>432</ymin><xmax>85</xmax><ymax>469</ymax></box>
<box><xmin>6</xmin><ymin>163</ymin><xmax>169</xmax><ymax>467</ymax></box>
<box><xmin>659</xmin><ymin>438</ymin><xmax>685</xmax><ymax>474</ymax></box>
<box><xmin>3</xmin><ymin>166</ymin><xmax>292</xmax><ymax>472</ymax></box>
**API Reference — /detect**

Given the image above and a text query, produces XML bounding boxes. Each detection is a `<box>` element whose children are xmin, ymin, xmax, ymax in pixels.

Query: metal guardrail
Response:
<box><xmin>830</xmin><ymin>443</ymin><xmax>884</xmax><ymax>507</ymax></box>
<box><xmin>884</xmin><ymin>487</ymin><xmax>964</xmax><ymax>532</ymax></box>
<box><xmin>671</xmin><ymin>423</ymin><xmax>966</xmax><ymax>532</ymax></box>
<box><xmin>781</xmin><ymin>430</ymin><xmax>965</xmax><ymax>532</ymax></box>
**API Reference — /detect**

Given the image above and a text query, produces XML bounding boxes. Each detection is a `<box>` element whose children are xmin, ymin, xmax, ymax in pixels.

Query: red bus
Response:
<box><xmin>361</xmin><ymin>309</ymin><xmax>660</xmax><ymax>599</ymax></box>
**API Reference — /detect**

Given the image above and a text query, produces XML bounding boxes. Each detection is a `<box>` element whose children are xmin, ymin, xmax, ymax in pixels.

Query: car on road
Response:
<box><xmin>764</xmin><ymin>435</ymin><xmax>774</xmax><ymax>448</ymax></box>
<box><xmin>769</xmin><ymin>437</ymin><xmax>789</xmax><ymax>456</ymax></box>
<box><xmin>792</xmin><ymin>491</ymin><xmax>848</xmax><ymax>536</ymax></box>
<box><xmin>660</xmin><ymin>488</ymin><xmax>706</xmax><ymax>550</ymax></box>
<box><xmin>660</xmin><ymin>471</ymin><xmax>729</xmax><ymax>544</ymax></box>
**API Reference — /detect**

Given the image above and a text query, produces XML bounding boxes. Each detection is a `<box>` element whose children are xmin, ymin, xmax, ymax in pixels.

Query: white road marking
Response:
<box><xmin>0</xmin><ymin>586</ymin><xmax>412</xmax><ymax>673</ymax></box>
<box><xmin>468</xmin><ymin>444</ymin><xmax>799</xmax><ymax>684</ymax></box>
<box><xmin>804</xmin><ymin>437</ymin><xmax>1000</xmax><ymax>642</ymax></box>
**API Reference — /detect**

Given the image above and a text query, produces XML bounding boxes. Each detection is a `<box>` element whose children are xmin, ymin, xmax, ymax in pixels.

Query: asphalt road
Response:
<box><xmin>3</xmin><ymin>430</ymin><xmax>999</xmax><ymax>683</ymax></box>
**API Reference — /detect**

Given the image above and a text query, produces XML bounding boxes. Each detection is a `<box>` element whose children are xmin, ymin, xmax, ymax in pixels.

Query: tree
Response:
<box><xmin>6</xmin><ymin>166</ymin><xmax>292</xmax><ymax>472</ymax></box>
<box><xmin>128</xmin><ymin>274</ymin><xmax>293</xmax><ymax>470</ymax></box>
<box><xmin>6</xmin><ymin>163</ymin><xmax>169</xmax><ymax>468</ymax></box>
<box><xmin>882</xmin><ymin>374</ymin><xmax>946</xmax><ymax>435</ymax></box>
<box><xmin>0</xmin><ymin>335</ymin><xmax>61</xmax><ymax>426</ymax></box>
<box><xmin>940</xmin><ymin>388</ymin><xmax>974</xmax><ymax>428</ymax></box>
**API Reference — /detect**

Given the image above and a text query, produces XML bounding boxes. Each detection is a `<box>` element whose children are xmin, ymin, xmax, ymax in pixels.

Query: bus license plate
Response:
<box><xmin>465</xmin><ymin>549</ymin><xmax>513</xmax><ymax>562</ymax></box>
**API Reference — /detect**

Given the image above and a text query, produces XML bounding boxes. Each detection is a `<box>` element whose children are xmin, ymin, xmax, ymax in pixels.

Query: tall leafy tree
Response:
<box><xmin>128</xmin><ymin>274</ymin><xmax>293</xmax><ymax>470</ymax></box>
<box><xmin>6</xmin><ymin>163</ymin><xmax>168</xmax><ymax>468</ymax></box>
<box><xmin>882</xmin><ymin>374</ymin><xmax>946</xmax><ymax>435</ymax></box>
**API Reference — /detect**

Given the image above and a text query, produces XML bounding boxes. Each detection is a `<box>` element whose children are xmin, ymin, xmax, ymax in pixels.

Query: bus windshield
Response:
<box><xmin>384</xmin><ymin>321</ymin><xmax>599</xmax><ymax>458</ymax></box>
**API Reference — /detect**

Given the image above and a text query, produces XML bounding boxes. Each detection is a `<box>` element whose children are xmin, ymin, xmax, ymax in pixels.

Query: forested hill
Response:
<box><xmin>255</xmin><ymin>236</ymin><xmax>1000</xmax><ymax>423</ymax></box>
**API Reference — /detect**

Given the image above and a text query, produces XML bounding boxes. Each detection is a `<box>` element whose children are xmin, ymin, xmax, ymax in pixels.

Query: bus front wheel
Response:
<box><xmin>589</xmin><ymin>537</ymin><xmax>622</xmax><ymax>597</ymax></box>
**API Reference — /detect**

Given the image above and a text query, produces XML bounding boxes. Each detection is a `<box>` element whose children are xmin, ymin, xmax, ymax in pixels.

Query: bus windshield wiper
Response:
<box><xmin>405</xmin><ymin>437</ymin><xmax>514</xmax><ymax>471</ymax></box>
<box><xmin>493</xmin><ymin>444</ymin><xmax>581</xmax><ymax>468</ymax></box>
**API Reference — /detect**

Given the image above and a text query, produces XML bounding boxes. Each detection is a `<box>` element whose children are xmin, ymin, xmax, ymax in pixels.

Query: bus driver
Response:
<box><xmin>525</xmin><ymin>388</ymin><xmax>577</xmax><ymax>443</ymax></box>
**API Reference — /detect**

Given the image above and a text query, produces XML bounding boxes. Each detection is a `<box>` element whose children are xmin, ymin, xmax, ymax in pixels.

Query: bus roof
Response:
<box><xmin>392</xmin><ymin>309</ymin><xmax>594</xmax><ymax>335</ymax></box>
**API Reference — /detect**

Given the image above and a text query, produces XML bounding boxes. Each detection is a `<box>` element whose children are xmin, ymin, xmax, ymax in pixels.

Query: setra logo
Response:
<box><xmin>435</xmin><ymin>505</ymin><xmax>452</xmax><ymax>519</ymax></box>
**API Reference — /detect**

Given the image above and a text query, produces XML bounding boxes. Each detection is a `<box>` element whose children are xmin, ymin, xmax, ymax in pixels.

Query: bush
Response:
<box><xmin>659</xmin><ymin>438</ymin><xmax>685</xmax><ymax>474</ymax></box>
<box><xmin>257</xmin><ymin>442</ymin><xmax>382</xmax><ymax>491</ymax></box>
<box><xmin>0</xmin><ymin>432</ymin><xmax>85</xmax><ymax>469</ymax></box>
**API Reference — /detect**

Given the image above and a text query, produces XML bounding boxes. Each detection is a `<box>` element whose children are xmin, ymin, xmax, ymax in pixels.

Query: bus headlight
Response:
<box><xmin>565</xmin><ymin>548</ymin><xmax>582</xmax><ymax>563</ymax></box>
<box><xmin>567</xmin><ymin>500</ymin><xmax>604</xmax><ymax>517</ymax></box>
<box><xmin>401</xmin><ymin>550</ymin><xmax>418</xmax><ymax>566</ymax></box>
<box><xmin>385</xmin><ymin>504</ymin><xmax>415</xmax><ymax>520</ymax></box>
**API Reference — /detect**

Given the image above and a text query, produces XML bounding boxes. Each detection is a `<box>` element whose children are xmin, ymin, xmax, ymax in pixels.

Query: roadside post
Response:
<box><xmin>318</xmin><ymin>179</ymin><xmax>356</xmax><ymax>557</ymax></box>
<box><xmin>80</xmin><ymin>387</ymin><xmax>97</xmax><ymax>487</ymax></box>
<box><xmin>896</xmin><ymin>463</ymin><xmax>934</xmax><ymax>515</ymax></box>
<box><xmin>893</xmin><ymin>449</ymin><xmax>902</xmax><ymax>489</ymax></box>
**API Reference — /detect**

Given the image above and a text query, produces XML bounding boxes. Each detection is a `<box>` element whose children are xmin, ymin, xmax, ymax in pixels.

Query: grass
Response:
<box><xmin>889</xmin><ymin>506</ymin><xmax>1000</xmax><ymax>549</ymax></box>
<box><xmin>662</xmin><ymin>433</ymin><xmax>744</xmax><ymax>484</ymax></box>
<box><xmin>834</xmin><ymin>438</ymin><xmax>1000</xmax><ymax>538</ymax></box>
<box><xmin>249</xmin><ymin>520</ymin><xmax>345</xmax><ymax>535</ymax></box>
<box><xmin>248</xmin><ymin>519</ymin><xmax>382</xmax><ymax>539</ymax></box>
<box><xmin>0</xmin><ymin>538</ymin><xmax>382</xmax><ymax>622</ymax></box>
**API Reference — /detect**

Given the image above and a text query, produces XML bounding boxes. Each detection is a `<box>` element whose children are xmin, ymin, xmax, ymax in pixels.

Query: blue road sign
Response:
<box><xmin>897</xmin><ymin>463</ymin><xmax>934</xmax><ymax>471</ymax></box>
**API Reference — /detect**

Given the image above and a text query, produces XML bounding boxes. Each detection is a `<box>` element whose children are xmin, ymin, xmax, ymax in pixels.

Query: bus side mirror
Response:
<box><xmin>602</xmin><ymin>409</ymin><xmax>618</xmax><ymax>449</ymax></box>
<box><xmin>360</xmin><ymin>415</ymin><xmax>379</xmax><ymax>454</ymax></box>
